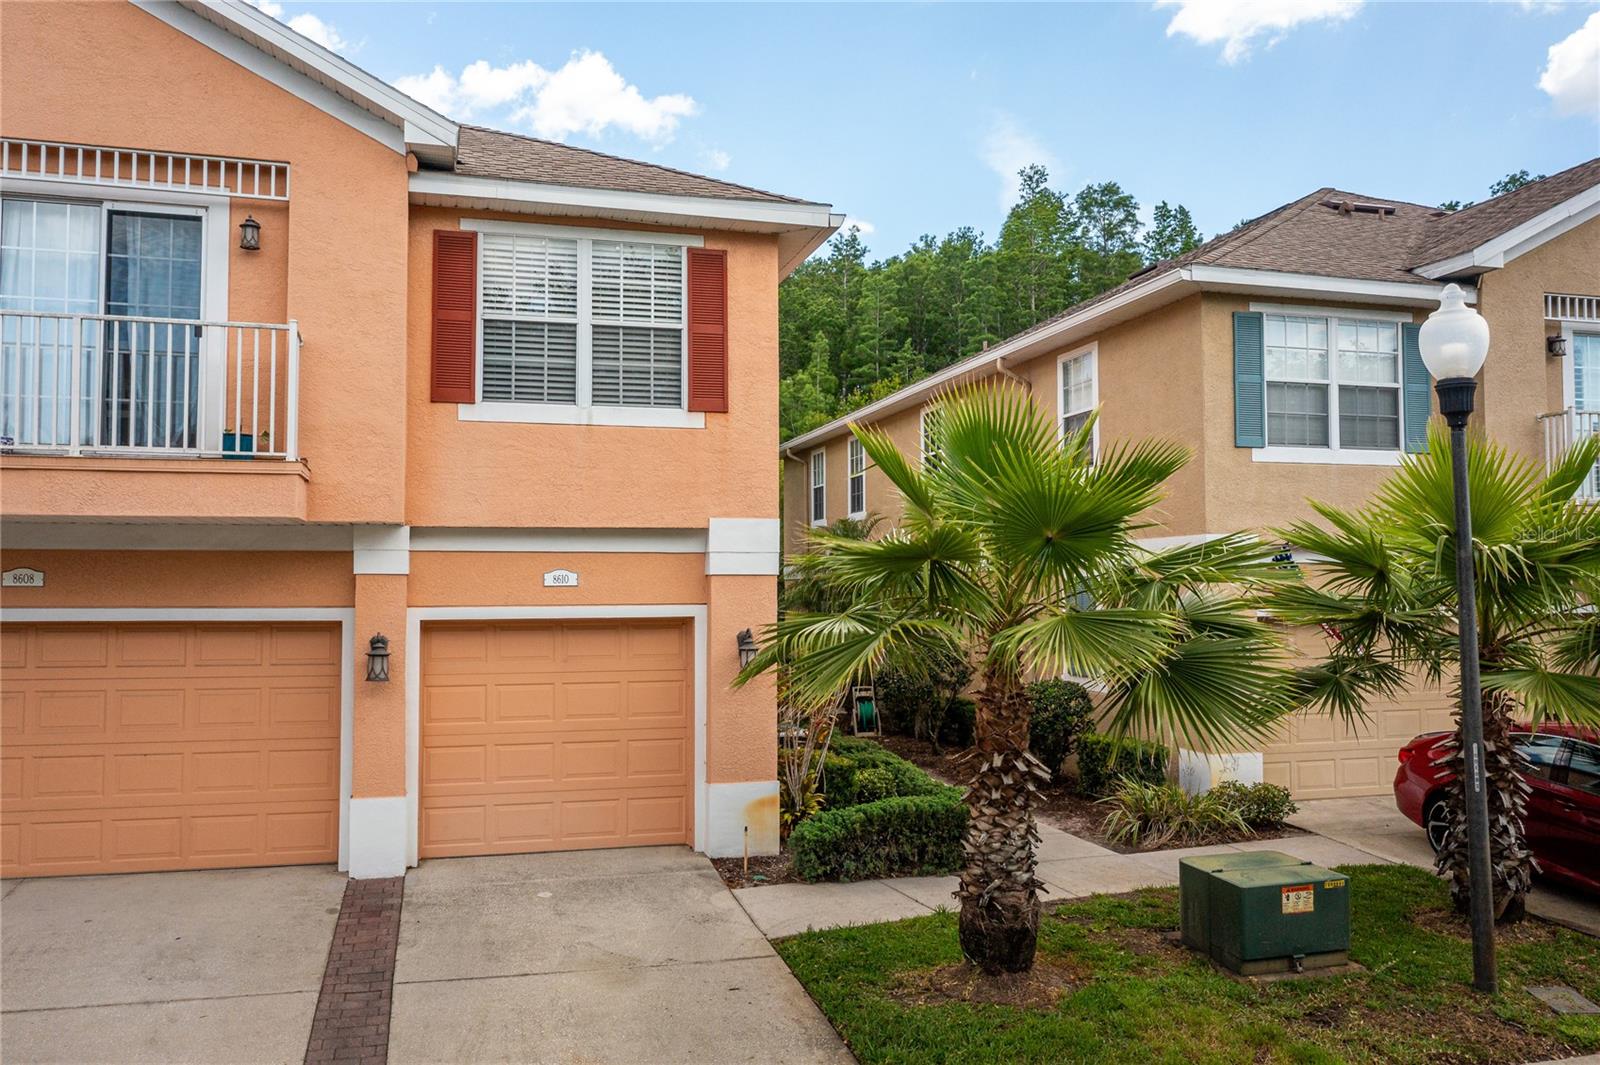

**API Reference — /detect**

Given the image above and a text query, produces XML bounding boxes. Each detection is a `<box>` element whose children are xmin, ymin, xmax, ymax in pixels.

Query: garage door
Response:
<box><xmin>1263</xmin><ymin>687</ymin><xmax>1454</xmax><ymax>799</ymax></box>
<box><xmin>419</xmin><ymin>620</ymin><xmax>692</xmax><ymax>858</ymax></box>
<box><xmin>0</xmin><ymin>622</ymin><xmax>341</xmax><ymax>878</ymax></box>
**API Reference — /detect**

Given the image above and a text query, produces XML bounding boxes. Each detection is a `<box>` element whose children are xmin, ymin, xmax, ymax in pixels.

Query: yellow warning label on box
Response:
<box><xmin>1324</xmin><ymin>879</ymin><xmax>1346</xmax><ymax>890</ymax></box>
<box><xmin>1282</xmin><ymin>884</ymin><xmax>1315</xmax><ymax>914</ymax></box>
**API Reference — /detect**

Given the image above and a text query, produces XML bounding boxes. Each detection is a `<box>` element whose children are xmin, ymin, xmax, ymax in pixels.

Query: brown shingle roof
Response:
<box><xmin>1407</xmin><ymin>156</ymin><xmax>1600</xmax><ymax>267</ymax></box>
<box><xmin>453</xmin><ymin>124</ymin><xmax>814</xmax><ymax>205</ymax></box>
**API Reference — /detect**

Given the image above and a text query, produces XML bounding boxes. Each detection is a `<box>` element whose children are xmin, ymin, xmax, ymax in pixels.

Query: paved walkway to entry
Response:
<box><xmin>732</xmin><ymin>803</ymin><xmax>1600</xmax><ymax>940</ymax></box>
<box><xmin>387</xmin><ymin>846</ymin><xmax>851</xmax><ymax>1065</ymax></box>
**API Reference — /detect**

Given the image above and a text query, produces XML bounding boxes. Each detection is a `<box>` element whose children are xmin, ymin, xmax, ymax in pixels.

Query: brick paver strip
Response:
<box><xmin>305</xmin><ymin>875</ymin><xmax>404</xmax><ymax>1065</ymax></box>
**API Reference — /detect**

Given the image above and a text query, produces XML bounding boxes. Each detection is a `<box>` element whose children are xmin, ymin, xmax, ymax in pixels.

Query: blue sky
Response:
<box><xmin>261</xmin><ymin>1</ymin><xmax>1598</xmax><ymax>257</ymax></box>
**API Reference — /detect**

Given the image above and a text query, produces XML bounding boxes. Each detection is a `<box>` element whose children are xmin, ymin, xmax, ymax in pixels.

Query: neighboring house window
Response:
<box><xmin>1265</xmin><ymin>313</ymin><xmax>1400</xmax><ymax>451</ymax></box>
<box><xmin>810</xmin><ymin>448</ymin><xmax>826</xmax><ymax>525</ymax></box>
<box><xmin>479</xmin><ymin>230</ymin><xmax>685</xmax><ymax>409</ymax></box>
<box><xmin>847</xmin><ymin>437</ymin><xmax>866</xmax><ymax>516</ymax></box>
<box><xmin>920</xmin><ymin>405</ymin><xmax>942</xmax><ymax>469</ymax></box>
<box><xmin>1058</xmin><ymin>345</ymin><xmax>1097</xmax><ymax>461</ymax></box>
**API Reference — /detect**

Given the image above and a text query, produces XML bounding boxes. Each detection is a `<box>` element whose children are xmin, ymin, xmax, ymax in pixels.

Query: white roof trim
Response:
<box><xmin>140</xmin><ymin>0</ymin><xmax>458</xmax><ymax>157</ymax></box>
<box><xmin>781</xmin><ymin>266</ymin><xmax>1474</xmax><ymax>451</ymax></box>
<box><xmin>1413</xmin><ymin>181</ymin><xmax>1600</xmax><ymax>280</ymax></box>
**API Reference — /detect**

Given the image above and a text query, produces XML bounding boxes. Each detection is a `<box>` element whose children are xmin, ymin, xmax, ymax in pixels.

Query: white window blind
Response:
<box><xmin>479</xmin><ymin>233</ymin><xmax>578</xmax><ymax>403</ymax></box>
<box><xmin>590</xmin><ymin>240</ymin><xmax>684</xmax><ymax>408</ymax></box>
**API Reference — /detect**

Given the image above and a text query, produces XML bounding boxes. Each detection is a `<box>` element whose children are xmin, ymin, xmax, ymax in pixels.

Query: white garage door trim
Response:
<box><xmin>405</xmin><ymin>605</ymin><xmax>709</xmax><ymax>866</ymax></box>
<box><xmin>0</xmin><ymin>607</ymin><xmax>357</xmax><ymax>870</ymax></box>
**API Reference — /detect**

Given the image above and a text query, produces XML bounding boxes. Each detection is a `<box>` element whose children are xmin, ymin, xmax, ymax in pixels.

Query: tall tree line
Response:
<box><xmin>779</xmin><ymin>165</ymin><xmax>1202</xmax><ymax>439</ymax></box>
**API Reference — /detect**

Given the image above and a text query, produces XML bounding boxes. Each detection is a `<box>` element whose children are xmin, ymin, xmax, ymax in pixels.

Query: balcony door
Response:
<box><xmin>1574</xmin><ymin>331</ymin><xmax>1600</xmax><ymax>496</ymax></box>
<box><xmin>103</xmin><ymin>210</ymin><xmax>203</xmax><ymax>449</ymax></box>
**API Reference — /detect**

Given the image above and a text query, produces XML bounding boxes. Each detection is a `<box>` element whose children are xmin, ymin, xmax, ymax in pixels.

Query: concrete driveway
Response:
<box><xmin>0</xmin><ymin>865</ymin><xmax>346</xmax><ymax>1064</ymax></box>
<box><xmin>388</xmin><ymin>846</ymin><xmax>852</xmax><ymax>1065</ymax></box>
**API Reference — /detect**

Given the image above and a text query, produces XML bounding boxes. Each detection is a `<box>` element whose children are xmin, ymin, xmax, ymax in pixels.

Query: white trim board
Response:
<box><xmin>0</xmin><ymin>606</ymin><xmax>358</xmax><ymax>871</ymax></box>
<box><xmin>409</xmin><ymin>528</ymin><xmax>708</xmax><ymax>553</ymax></box>
<box><xmin>1414</xmin><ymin>183</ymin><xmax>1600</xmax><ymax>280</ymax></box>
<box><xmin>403</xmin><ymin>604</ymin><xmax>711</xmax><ymax>865</ymax></box>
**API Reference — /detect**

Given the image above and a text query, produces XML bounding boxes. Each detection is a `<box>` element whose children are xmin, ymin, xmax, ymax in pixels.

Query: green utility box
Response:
<box><xmin>1179</xmin><ymin>851</ymin><xmax>1350</xmax><ymax>975</ymax></box>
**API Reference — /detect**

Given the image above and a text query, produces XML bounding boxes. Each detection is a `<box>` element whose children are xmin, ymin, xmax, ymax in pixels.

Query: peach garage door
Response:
<box><xmin>419</xmin><ymin>620</ymin><xmax>692</xmax><ymax>858</ymax></box>
<box><xmin>0</xmin><ymin>623</ymin><xmax>341</xmax><ymax>877</ymax></box>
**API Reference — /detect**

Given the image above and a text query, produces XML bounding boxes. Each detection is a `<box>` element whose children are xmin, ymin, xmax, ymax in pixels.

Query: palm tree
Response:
<box><xmin>741</xmin><ymin>384</ymin><xmax>1298</xmax><ymax>974</ymax></box>
<box><xmin>1271</xmin><ymin>425</ymin><xmax>1600</xmax><ymax>920</ymax></box>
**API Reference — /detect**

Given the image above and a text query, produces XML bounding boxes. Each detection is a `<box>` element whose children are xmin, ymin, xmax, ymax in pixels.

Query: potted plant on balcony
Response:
<box><xmin>222</xmin><ymin>422</ymin><xmax>253</xmax><ymax>458</ymax></box>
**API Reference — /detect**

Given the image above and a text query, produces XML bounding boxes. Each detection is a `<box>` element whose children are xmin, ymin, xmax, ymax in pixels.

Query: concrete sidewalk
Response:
<box><xmin>732</xmin><ymin>820</ymin><xmax>1380</xmax><ymax>938</ymax></box>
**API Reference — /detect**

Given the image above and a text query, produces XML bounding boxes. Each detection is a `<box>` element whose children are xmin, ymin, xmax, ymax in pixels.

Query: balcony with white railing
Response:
<box><xmin>1540</xmin><ymin>407</ymin><xmax>1600</xmax><ymax>501</ymax></box>
<box><xmin>0</xmin><ymin>311</ymin><xmax>310</xmax><ymax>521</ymax></box>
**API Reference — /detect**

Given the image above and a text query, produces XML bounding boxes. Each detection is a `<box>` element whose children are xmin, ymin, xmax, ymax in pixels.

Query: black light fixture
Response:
<box><xmin>1547</xmin><ymin>334</ymin><xmax>1568</xmax><ymax>359</ymax></box>
<box><xmin>365</xmin><ymin>633</ymin><xmax>391</xmax><ymax>682</ymax></box>
<box><xmin>736</xmin><ymin>628</ymin><xmax>758</xmax><ymax>669</ymax></box>
<box><xmin>238</xmin><ymin>214</ymin><xmax>261</xmax><ymax>251</ymax></box>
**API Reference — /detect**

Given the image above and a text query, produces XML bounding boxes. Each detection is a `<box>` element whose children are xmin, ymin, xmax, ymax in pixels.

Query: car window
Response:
<box><xmin>1562</xmin><ymin>739</ymin><xmax>1600</xmax><ymax>794</ymax></box>
<box><xmin>1516</xmin><ymin>733</ymin><xmax>1565</xmax><ymax>781</ymax></box>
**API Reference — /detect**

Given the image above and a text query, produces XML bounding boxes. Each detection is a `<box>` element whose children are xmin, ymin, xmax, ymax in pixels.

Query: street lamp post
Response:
<box><xmin>1417</xmin><ymin>282</ymin><xmax>1497</xmax><ymax>994</ymax></box>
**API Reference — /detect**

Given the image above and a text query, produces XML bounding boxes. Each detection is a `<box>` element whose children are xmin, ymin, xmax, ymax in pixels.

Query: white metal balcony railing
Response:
<box><xmin>1540</xmin><ymin>408</ymin><xmax>1600</xmax><ymax>500</ymax></box>
<box><xmin>0</xmin><ymin>311</ymin><xmax>299</xmax><ymax>460</ymax></box>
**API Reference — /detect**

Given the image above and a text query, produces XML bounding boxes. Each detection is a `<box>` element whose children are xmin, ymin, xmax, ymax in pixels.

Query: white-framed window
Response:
<box><xmin>809</xmin><ymin>448</ymin><xmax>826</xmax><ymax>525</ymax></box>
<box><xmin>1057</xmin><ymin>344</ymin><xmax>1097</xmax><ymax>462</ymax></box>
<box><xmin>1263</xmin><ymin>310</ymin><xmax>1403</xmax><ymax>453</ymax></box>
<box><xmin>461</xmin><ymin>219</ymin><xmax>704</xmax><ymax>428</ymax></box>
<box><xmin>847</xmin><ymin>436</ymin><xmax>866</xmax><ymax>517</ymax></box>
<box><xmin>920</xmin><ymin>404</ymin><xmax>942</xmax><ymax>470</ymax></box>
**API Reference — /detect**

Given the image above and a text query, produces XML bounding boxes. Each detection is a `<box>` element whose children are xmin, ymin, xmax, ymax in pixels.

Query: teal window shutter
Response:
<box><xmin>1402</xmin><ymin>322</ymin><xmax>1429</xmax><ymax>453</ymax></box>
<box><xmin>1233</xmin><ymin>311</ymin><xmax>1266</xmax><ymax>448</ymax></box>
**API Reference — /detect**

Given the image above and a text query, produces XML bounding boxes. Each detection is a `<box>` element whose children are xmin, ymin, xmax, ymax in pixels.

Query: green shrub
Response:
<box><xmin>789</xmin><ymin>788</ymin><xmax>966</xmax><ymax>881</ymax></box>
<box><xmin>938</xmin><ymin>696</ymin><xmax>976</xmax><ymax>748</ymax></box>
<box><xmin>874</xmin><ymin>650</ymin><xmax>973</xmax><ymax>746</ymax></box>
<box><xmin>1076</xmin><ymin>734</ymin><xmax>1169</xmax><ymax>797</ymax></box>
<box><xmin>823</xmin><ymin>737</ymin><xmax>945</xmax><ymax>809</ymax></box>
<box><xmin>1210</xmin><ymin>780</ymin><xmax>1297</xmax><ymax>828</ymax></box>
<box><xmin>1026</xmin><ymin>679</ymin><xmax>1094</xmax><ymax>778</ymax></box>
<box><xmin>854</xmin><ymin>766</ymin><xmax>899</xmax><ymax>804</ymax></box>
<box><xmin>1099</xmin><ymin>778</ymin><xmax>1247</xmax><ymax>848</ymax></box>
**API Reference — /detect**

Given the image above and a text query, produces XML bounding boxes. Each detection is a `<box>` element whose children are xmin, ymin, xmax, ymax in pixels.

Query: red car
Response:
<box><xmin>1395</xmin><ymin>725</ymin><xmax>1600</xmax><ymax>896</ymax></box>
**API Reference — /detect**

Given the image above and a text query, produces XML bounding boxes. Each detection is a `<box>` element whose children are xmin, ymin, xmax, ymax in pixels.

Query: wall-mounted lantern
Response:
<box><xmin>1547</xmin><ymin>334</ymin><xmax>1568</xmax><ymax>359</ymax></box>
<box><xmin>238</xmin><ymin>214</ymin><xmax>261</xmax><ymax>251</ymax></box>
<box><xmin>736</xmin><ymin>628</ymin><xmax>759</xmax><ymax>670</ymax></box>
<box><xmin>365</xmin><ymin>633</ymin><xmax>391</xmax><ymax>682</ymax></box>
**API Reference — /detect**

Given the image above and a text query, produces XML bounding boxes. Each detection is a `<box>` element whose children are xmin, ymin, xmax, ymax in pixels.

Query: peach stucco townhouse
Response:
<box><xmin>783</xmin><ymin>162</ymin><xmax>1600</xmax><ymax>800</ymax></box>
<box><xmin>0</xmin><ymin>0</ymin><xmax>841</xmax><ymax>879</ymax></box>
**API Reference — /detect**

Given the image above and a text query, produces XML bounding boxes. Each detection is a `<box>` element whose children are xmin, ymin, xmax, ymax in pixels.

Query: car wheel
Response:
<box><xmin>1424</xmin><ymin>797</ymin><xmax>1450</xmax><ymax>854</ymax></box>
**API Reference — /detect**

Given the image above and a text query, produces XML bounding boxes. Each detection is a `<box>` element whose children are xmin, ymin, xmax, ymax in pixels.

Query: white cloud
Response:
<box><xmin>246</xmin><ymin>0</ymin><xmax>350</xmax><ymax>54</ymax></box>
<box><xmin>840</xmin><ymin>217</ymin><xmax>875</xmax><ymax>236</ymax></box>
<box><xmin>980</xmin><ymin>115</ymin><xmax>1061</xmax><ymax>210</ymax></box>
<box><xmin>393</xmin><ymin>51</ymin><xmax>697</xmax><ymax>145</ymax></box>
<box><xmin>1156</xmin><ymin>0</ymin><xmax>1362</xmax><ymax>64</ymax></box>
<box><xmin>700</xmin><ymin>147</ymin><xmax>732</xmax><ymax>172</ymax></box>
<box><xmin>1539</xmin><ymin>10</ymin><xmax>1600</xmax><ymax>118</ymax></box>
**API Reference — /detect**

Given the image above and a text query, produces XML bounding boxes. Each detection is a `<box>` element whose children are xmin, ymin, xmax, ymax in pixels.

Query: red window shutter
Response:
<box><xmin>686</xmin><ymin>247</ymin><xmax>728</xmax><ymax>413</ymax></box>
<box><xmin>431</xmin><ymin>229</ymin><xmax>477</xmax><ymax>403</ymax></box>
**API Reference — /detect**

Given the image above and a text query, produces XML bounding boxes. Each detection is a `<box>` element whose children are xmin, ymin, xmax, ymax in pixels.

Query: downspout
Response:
<box><xmin>995</xmin><ymin>354</ymin><xmax>1030</xmax><ymax>392</ymax></box>
<box><xmin>783</xmin><ymin>448</ymin><xmax>806</xmax><ymax>464</ymax></box>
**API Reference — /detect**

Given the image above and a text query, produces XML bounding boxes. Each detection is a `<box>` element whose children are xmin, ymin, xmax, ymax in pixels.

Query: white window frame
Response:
<box><xmin>847</xmin><ymin>436</ymin><xmax>866</xmax><ymax>517</ymax></box>
<box><xmin>1056</xmin><ymin>342</ymin><xmax>1098</xmax><ymax>461</ymax></box>
<box><xmin>1563</xmin><ymin>321</ymin><xmax>1600</xmax><ymax>412</ymax></box>
<box><xmin>458</xmin><ymin>218</ymin><xmax>706</xmax><ymax>429</ymax></box>
<box><xmin>809</xmin><ymin>448</ymin><xmax>827</xmax><ymax>526</ymax></box>
<box><xmin>1249</xmin><ymin>302</ymin><xmax>1412</xmax><ymax>467</ymax></box>
<box><xmin>919</xmin><ymin>404</ymin><xmax>942</xmax><ymax>469</ymax></box>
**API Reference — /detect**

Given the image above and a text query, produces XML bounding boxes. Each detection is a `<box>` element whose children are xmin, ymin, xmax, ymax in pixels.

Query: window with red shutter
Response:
<box><xmin>431</xmin><ymin>229</ymin><xmax>477</xmax><ymax>403</ymax></box>
<box><xmin>686</xmin><ymin>247</ymin><xmax>728</xmax><ymax>413</ymax></box>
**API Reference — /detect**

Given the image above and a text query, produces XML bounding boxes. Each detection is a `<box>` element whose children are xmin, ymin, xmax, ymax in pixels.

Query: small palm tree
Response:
<box><xmin>741</xmin><ymin>384</ymin><xmax>1298</xmax><ymax>974</ymax></box>
<box><xmin>1271</xmin><ymin>425</ymin><xmax>1600</xmax><ymax>920</ymax></box>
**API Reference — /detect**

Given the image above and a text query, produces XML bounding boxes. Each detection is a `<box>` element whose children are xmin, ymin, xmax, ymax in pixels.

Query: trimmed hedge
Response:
<box><xmin>822</xmin><ymin>736</ymin><xmax>946</xmax><ymax>808</ymax></box>
<box><xmin>1077</xmin><ymin>734</ymin><xmax>1170</xmax><ymax>798</ymax></box>
<box><xmin>1026</xmin><ymin>679</ymin><xmax>1093</xmax><ymax>779</ymax></box>
<box><xmin>789</xmin><ymin>787</ymin><xmax>966</xmax><ymax>882</ymax></box>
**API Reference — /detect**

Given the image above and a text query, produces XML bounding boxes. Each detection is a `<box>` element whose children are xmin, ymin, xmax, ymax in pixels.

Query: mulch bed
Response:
<box><xmin>1412</xmin><ymin>906</ymin><xmax>1563</xmax><ymax>945</ymax></box>
<box><xmin>877</xmin><ymin>734</ymin><xmax>1307</xmax><ymax>854</ymax></box>
<box><xmin>712</xmin><ymin>852</ymin><xmax>800</xmax><ymax>889</ymax></box>
<box><xmin>889</xmin><ymin>957</ymin><xmax>1085</xmax><ymax>1009</ymax></box>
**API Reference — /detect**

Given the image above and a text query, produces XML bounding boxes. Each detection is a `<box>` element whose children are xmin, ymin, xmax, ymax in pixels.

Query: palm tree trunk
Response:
<box><xmin>956</xmin><ymin>664</ymin><xmax>1049</xmax><ymax>974</ymax></box>
<box><xmin>1436</xmin><ymin>689</ymin><xmax>1535</xmax><ymax>922</ymax></box>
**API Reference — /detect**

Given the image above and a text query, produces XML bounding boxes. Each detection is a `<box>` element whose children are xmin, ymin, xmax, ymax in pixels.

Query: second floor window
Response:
<box><xmin>1266</xmin><ymin>313</ymin><xmax>1401</xmax><ymax>451</ymax></box>
<box><xmin>847</xmin><ymin>437</ymin><xmax>866</xmax><ymax>516</ymax></box>
<box><xmin>480</xmin><ymin>231</ymin><xmax>685</xmax><ymax>409</ymax></box>
<box><xmin>1059</xmin><ymin>346</ymin><xmax>1096</xmax><ymax>462</ymax></box>
<box><xmin>920</xmin><ymin>405</ymin><xmax>942</xmax><ymax>470</ymax></box>
<box><xmin>810</xmin><ymin>449</ymin><xmax>826</xmax><ymax>525</ymax></box>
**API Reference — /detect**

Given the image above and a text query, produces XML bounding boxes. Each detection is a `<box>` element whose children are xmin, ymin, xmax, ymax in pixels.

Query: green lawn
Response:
<box><xmin>775</xmin><ymin>865</ymin><xmax>1600</xmax><ymax>1064</ymax></box>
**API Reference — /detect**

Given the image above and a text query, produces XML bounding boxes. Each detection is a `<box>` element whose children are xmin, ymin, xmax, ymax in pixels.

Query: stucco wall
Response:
<box><xmin>1</xmin><ymin>1</ymin><xmax>411</xmax><ymax>525</ymax></box>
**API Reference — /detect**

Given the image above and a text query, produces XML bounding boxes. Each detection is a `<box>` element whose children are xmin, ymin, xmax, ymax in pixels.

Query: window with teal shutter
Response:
<box><xmin>1402</xmin><ymin>322</ymin><xmax>1429</xmax><ymax>453</ymax></box>
<box><xmin>1234</xmin><ymin>311</ymin><xmax>1266</xmax><ymax>447</ymax></box>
